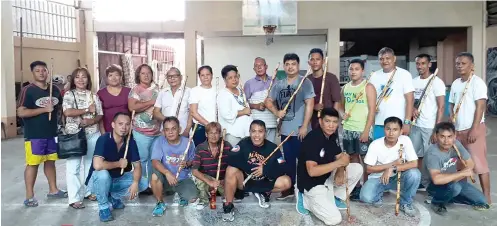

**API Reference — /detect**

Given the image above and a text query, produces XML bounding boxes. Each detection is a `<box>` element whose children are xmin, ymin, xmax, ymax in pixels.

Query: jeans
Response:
<box><xmin>132</xmin><ymin>130</ymin><xmax>159</xmax><ymax>184</ymax></box>
<box><xmin>92</xmin><ymin>170</ymin><xmax>148</xmax><ymax>210</ymax></box>
<box><xmin>427</xmin><ymin>180</ymin><xmax>488</xmax><ymax>206</ymax></box>
<box><xmin>66</xmin><ymin>131</ymin><xmax>100</xmax><ymax>204</ymax></box>
<box><xmin>360</xmin><ymin>168</ymin><xmax>421</xmax><ymax>205</ymax></box>
<box><xmin>192</xmin><ymin>124</ymin><xmax>206</xmax><ymax>147</ymax></box>
<box><xmin>281</xmin><ymin>135</ymin><xmax>302</xmax><ymax>188</ymax></box>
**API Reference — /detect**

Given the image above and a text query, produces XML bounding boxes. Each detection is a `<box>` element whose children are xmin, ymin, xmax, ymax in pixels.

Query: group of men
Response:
<box><xmin>17</xmin><ymin>46</ymin><xmax>491</xmax><ymax>225</ymax></box>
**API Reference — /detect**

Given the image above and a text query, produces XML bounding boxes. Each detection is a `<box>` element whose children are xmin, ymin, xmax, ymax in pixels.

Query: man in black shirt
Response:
<box><xmin>222</xmin><ymin>120</ymin><xmax>291</xmax><ymax>222</ymax></box>
<box><xmin>17</xmin><ymin>61</ymin><xmax>66</xmax><ymax>208</ymax></box>
<box><xmin>296</xmin><ymin>108</ymin><xmax>363</xmax><ymax>225</ymax></box>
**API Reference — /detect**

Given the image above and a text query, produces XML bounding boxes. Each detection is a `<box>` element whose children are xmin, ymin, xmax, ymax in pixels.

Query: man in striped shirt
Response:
<box><xmin>192</xmin><ymin>122</ymin><xmax>234</xmax><ymax>208</ymax></box>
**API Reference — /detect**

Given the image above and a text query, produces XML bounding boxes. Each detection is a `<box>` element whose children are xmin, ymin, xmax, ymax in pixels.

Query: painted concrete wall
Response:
<box><xmin>488</xmin><ymin>26</ymin><xmax>497</xmax><ymax>48</ymax></box>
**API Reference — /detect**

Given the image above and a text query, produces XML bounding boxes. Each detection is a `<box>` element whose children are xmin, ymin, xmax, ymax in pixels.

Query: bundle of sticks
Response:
<box><xmin>412</xmin><ymin>68</ymin><xmax>439</xmax><ymax>125</ymax></box>
<box><xmin>453</xmin><ymin>144</ymin><xmax>476</xmax><ymax>183</ymax></box>
<box><xmin>452</xmin><ymin>74</ymin><xmax>473</xmax><ymax>124</ymax></box>
<box><xmin>121</xmin><ymin>111</ymin><xmax>136</xmax><ymax>175</ymax></box>
<box><xmin>395</xmin><ymin>144</ymin><xmax>404</xmax><ymax>216</ymax></box>
<box><xmin>265</xmin><ymin>63</ymin><xmax>280</xmax><ymax>99</ymax></box>
<box><xmin>317</xmin><ymin>57</ymin><xmax>328</xmax><ymax>118</ymax></box>
<box><xmin>242</xmin><ymin>131</ymin><xmax>294</xmax><ymax>186</ymax></box>
<box><xmin>176</xmin><ymin>123</ymin><xmax>199</xmax><ymax>178</ymax></box>
<box><xmin>175</xmin><ymin>75</ymin><xmax>189</xmax><ymax>118</ymax></box>
<box><xmin>375</xmin><ymin>69</ymin><xmax>397</xmax><ymax>112</ymax></box>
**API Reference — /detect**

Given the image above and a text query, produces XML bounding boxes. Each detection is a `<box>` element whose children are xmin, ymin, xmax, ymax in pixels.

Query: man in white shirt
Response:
<box><xmin>359</xmin><ymin>117</ymin><xmax>420</xmax><ymax>217</ymax></box>
<box><xmin>370</xmin><ymin>47</ymin><xmax>415</xmax><ymax>139</ymax></box>
<box><xmin>449</xmin><ymin>52</ymin><xmax>490</xmax><ymax>204</ymax></box>
<box><xmin>410</xmin><ymin>54</ymin><xmax>445</xmax><ymax>191</ymax></box>
<box><xmin>153</xmin><ymin>67</ymin><xmax>192</xmax><ymax>137</ymax></box>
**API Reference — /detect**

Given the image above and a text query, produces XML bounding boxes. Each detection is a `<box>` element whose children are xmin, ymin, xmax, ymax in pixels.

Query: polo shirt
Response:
<box><xmin>297</xmin><ymin>127</ymin><xmax>342</xmax><ymax>192</ymax></box>
<box><xmin>85</xmin><ymin>132</ymin><xmax>140</xmax><ymax>185</ymax></box>
<box><xmin>192</xmin><ymin>140</ymin><xmax>233</xmax><ymax>180</ymax></box>
<box><xmin>243</xmin><ymin>75</ymin><xmax>278</xmax><ymax>128</ymax></box>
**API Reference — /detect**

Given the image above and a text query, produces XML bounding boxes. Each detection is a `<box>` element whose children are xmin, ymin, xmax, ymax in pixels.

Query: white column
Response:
<box><xmin>327</xmin><ymin>28</ymin><xmax>340</xmax><ymax>80</ymax></box>
<box><xmin>80</xmin><ymin>0</ymin><xmax>99</xmax><ymax>92</ymax></box>
<box><xmin>467</xmin><ymin>23</ymin><xmax>485</xmax><ymax>80</ymax></box>
<box><xmin>1</xmin><ymin>0</ymin><xmax>18</xmax><ymax>138</ymax></box>
<box><xmin>184</xmin><ymin>29</ymin><xmax>197</xmax><ymax>87</ymax></box>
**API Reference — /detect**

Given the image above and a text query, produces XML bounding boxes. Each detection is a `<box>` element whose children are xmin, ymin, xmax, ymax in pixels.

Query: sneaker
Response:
<box><xmin>335</xmin><ymin>196</ymin><xmax>347</xmax><ymax>210</ymax></box>
<box><xmin>349</xmin><ymin>187</ymin><xmax>361</xmax><ymax>201</ymax></box>
<box><xmin>111</xmin><ymin>197</ymin><xmax>125</xmax><ymax>209</ymax></box>
<box><xmin>296</xmin><ymin>192</ymin><xmax>309</xmax><ymax>215</ymax></box>
<box><xmin>179</xmin><ymin>199</ymin><xmax>188</xmax><ymax>207</ymax></box>
<box><xmin>400</xmin><ymin>204</ymin><xmax>416</xmax><ymax>217</ymax></box>
<box><xmin>254</xmin><ymin>193</ymin><xmax>270</xmax><ymax>208</ymax></box>
<box><xmin>99</xmin><ymin>208</ymin><xmax>114</xmax><ymax>222</ymax></box>
<box><xmin>152</xmin><ymin>202</ymin><xmax>167</xmax><ymax>217</ymax></box>
<box><xmin>276</xmin><ymin>189</ymin><xmax>295</xmax><ymax>201</ymax></box>
<box><xmin>424</xmin><ymin>195</ymin><xmax>433</xmax><ymax>204</ymax></box>
<box><xmin>431</xmin><ymin>203</ymin><xmax>448</xmax><ymax>216</ymax></box>
<box><xmin>417</xmin><ymin>184</ymin><xmax>427</xmax><ymax>192</ymax></box>
<box><xmin>233</xmin><ymin>197</ymin><xmax>243</xmax><ymax>203</ymax></box>
<box><xmin>473</xmin><ymin>204</ymin><xmax>491</xmax><ymax>211</ymax></box>
<box><xmin>263</xmin><ymin>192</ymin><xmax>271</xmax><ymax>202</ymax></box>
<box><xmin>222</xmin><ymin>202</ymin><xmax>235</xmax><ymax>222</ymax></box>
<box><xmin>195</xmin><ymin>200</ymin><xmax>206</xmax><ymax>210</ymax></box>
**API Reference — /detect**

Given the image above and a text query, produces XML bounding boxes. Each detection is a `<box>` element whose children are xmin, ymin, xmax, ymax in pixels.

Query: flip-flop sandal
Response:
<box><xmin>24</xmin><ymin>198</ymin><xmax>38</xmax><ymax>207</ymax></box>
<box><xmin>85</xmin><ymin>194</ymin><xmax>97</xmax><ymax>201</ymax></box>
<box><xmin>69</xmin><ymin>202</ymin><xmax>86</xmax><ymax>209</ymax></box>
<box><xmin>47</xmin><ymin>190</ymin><xmax>68</xmax><ymax>198</ymax></box>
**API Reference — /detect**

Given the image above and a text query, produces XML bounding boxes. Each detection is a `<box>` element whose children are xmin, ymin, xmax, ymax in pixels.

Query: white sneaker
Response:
<box><xmin>254</xmin><ymin>193</ymin><xmax>270</xmax><ymax>208</ymax></box>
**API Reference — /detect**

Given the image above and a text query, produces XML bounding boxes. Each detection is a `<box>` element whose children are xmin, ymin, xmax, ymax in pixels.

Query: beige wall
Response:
<box><xmin>14</xmin><ymin>37</ymin><xmax>80</xmax><ymax>84</ymax></box>
<box><xmin>488</xmin><ymin>26</ymin><xmax>497</xmax><ymax>48</ymax></box>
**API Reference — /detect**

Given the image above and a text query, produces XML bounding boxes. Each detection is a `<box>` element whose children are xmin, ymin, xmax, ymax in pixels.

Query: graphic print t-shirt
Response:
<box><xmin>424</xmin><ymin>140</ymin><xmax>470</xmax><ymax>180</ymax></box>
<box><xmin>151</xmin><ymin>136</ymin><xmax>195</xmax><ymax>181</ymax></box>
<box><xmin>129</xmin><ymin>83</ymin><xmax>160</xmax><ymax>136</ymax></box>
<box><xmin>269</xmin><ymin>75</ymin><xmax>315</xmax><ymax>136</ymax></box>
<box><xmin>412</xmin><ymin>75</ymin><xmax>445</xmax><ymax>129</ymax></box>
<box><xmin>17</xmin><ymin>84</ymin><xmax>62</xmax><ymax>139</ymax></box>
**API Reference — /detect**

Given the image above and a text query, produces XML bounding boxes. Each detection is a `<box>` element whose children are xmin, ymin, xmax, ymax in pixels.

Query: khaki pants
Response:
<box><xmin>303</xmin><ymin>163</ymin><xmax>363</xmax><ymax>226</ymax></box>
<box><xmin>194</xmin><ymin>174</ymin><xmax>225</xmax><ymax>203</ymax></box>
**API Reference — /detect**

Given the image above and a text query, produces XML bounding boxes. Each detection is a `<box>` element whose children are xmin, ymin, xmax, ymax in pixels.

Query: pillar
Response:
<box><xmin>467</xmin><ymin>23</ymin><xmax>485</xmax><ymax>80</ymax></box>
<box><xmin>327</xmin><ymin>28</ymin><xmax>340</xmax><ymax>80</ymax></box>
<box><xmin>80</xmin><ymin>0</ymin><xmax>99</xmax><ymax>92</ymax></box>
<box><xmin>1</xmin><ymin>0</ymin><xmax>18</xmax><ymax>138</ymax></box>
<box><xmin>184</xmin><ymin>28</ymin><xmax>197</xmax><ymax>87</ymax></box>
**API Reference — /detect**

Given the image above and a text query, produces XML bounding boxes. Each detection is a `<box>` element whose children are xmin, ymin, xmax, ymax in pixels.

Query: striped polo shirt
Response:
<box><xmin>192</xmin><ymin>140</ymin><xmax>233</xmax><ymax>180</ymax></box>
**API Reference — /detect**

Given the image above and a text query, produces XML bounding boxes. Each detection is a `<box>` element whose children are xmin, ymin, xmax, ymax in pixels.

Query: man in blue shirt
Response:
<box><xmin>85</xmin><ymin>112</ymin><xmax>148</xmax><ymax>222</ymax></box>
<box><xmin>150</xmin><ymin>116</ymin><xmax>198</xmax><ymax>217</ymax></box>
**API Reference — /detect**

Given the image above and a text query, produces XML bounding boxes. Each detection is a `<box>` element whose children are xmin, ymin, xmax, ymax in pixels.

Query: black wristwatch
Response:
<box><xmin>392</xmin><ymin>165</ymin><xmax>398</xmax><ymax>174</ymax></box>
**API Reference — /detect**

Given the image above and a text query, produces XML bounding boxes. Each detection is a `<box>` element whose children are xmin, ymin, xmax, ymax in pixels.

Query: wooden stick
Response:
<box><xmin>317</xmin><ymin>57</ymin><xmax>329</xmax><ymax>118</ymax></box>
<box><xmin>412</xmin><ymin>68</ymin><xmax>439</xmax><ymax>125</ymax></box>
<box><xmin>48</xmin><ymin>58</ymin><xmax>54</xmax><ymax>121</ymax></box>
<box><xmin>342</xmin><ymin>72</ymin><xmax>374</xmax><ymax>125</ymax></box>
<box><xmin>121</xmin><ymin>111</ymin><xmax>136</xmax><ymax>175</ymax></box>
<box><xmin>240</xmin><ymin>81</ymin><xmax>250</xmax><ymax>109</ymax></box>
<box><xmin>175</xmin><ymin>75</ymin><xmax>189</xmax><ymax>118</ymax></box>
<box><xmin>453</xmin><ymin>144</ymin><xmax>476</xmax><ymax>183</ymax></box>
<box><xmin>243</xmin><ymin>131</ymin><xmax>294</xmax><ymax>186</ymax></box>
<box><xmin>176</xmin><ymin>123</ymin><xmax>199</xmax><ymax>178</ymax></box>
<box><xmin>276</xmin><ymin>68</ymin><xmax>312</xmax><ymax>124</ymax></box>
<box><xmin>376</xmin><ymin>69</ymin><xmax>397</xmax><ymax>112</ymax></box>
<box><xmin>452</xmin><ymin>74</ymin><xmax>473</xmax><ymax>124</ymax></box>
<box><xmin>216</xmin><ymin>77</ymin><xmax>219</xmax><ymax>122</ymax></box>
<box><xmin>265</xmin><ymin>63</ymin><xmax>280</xmax><ymax>99</ymax></box>
<box><xmin>215</xmin><ymin>129</ymin><xmax>227</xmax><ymax>181</ymax></box>
<box><xmin>345</xmin><ymin>166</ymin><xmax>351</xmax><ymax>221</ymax></box>
<box><xmin>395</xmin><ymin>144</ymin><xmax>404</xmax><ymax>216</ymax></box>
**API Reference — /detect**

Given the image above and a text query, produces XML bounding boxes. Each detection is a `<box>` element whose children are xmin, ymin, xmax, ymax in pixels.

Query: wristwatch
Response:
<box><xmin>404</xmin><ymin>119</ymin><xmax>411</xmax><ymax>125</ymax></box>
<box><xmin>392</xmin><ymin>165</ymin><xmax>398</xmax><ymax>174</ymax></box>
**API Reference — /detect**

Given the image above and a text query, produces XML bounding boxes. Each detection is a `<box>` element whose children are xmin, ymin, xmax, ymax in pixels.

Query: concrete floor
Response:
<box><xmin>2</xmin><ymin>118</ymin><xmax>497</xmax><ymax>226</ymax></box>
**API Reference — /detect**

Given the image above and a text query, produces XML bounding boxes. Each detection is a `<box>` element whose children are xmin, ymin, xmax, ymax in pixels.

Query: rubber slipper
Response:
<box><xmin>24</xmin><ymin>198</ymin><xmax>38</xmax><ymax>207</ymax></box>
<box><xmin>47</xmin><ymin>190</ymin><xmax>68</xmax><ymax>198</ymax></box>
<box><xmin>69</xmin><ymin>202</ymin><xmax>86</xmax><ymax>209</ymax></box>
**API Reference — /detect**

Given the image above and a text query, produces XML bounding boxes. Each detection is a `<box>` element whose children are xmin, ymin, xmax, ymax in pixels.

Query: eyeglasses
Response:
<box><xmin>207</xmin><ymin>132</ymin><xmax>220</xmax><ymax>136</ymax></box>
<box><xmin>166</xmin><ymin>74</ymin><xmax>181</xmax><ymax>79</ymax></box>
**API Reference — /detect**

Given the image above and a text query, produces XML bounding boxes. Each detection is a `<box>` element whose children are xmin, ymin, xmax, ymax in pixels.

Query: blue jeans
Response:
<box><xmin>281</xmin><ymin>135</ymin><xmax>302</xmax><ymax>188</ymax></box>
<box><xmin>92</xmin><ymin>170</ymin><xmax>148</xmax><ymax>210</ymax></box>
<box><xmin>192</xmin><ymin>124</ymin><xmax>206</xmax><ymax>147</ymax></box>
<box><xmin>132</xmin><ymin>130</ymin><xmax>159</xmax><ymax>184</ymax></box>
<box><xmin>373</xmin><ymin>125</ymin><xmax>385</xmax><ymax>140</ymax></box>
<box><xmin>360</xmin><ymin>168</ymin><xmax>421</xmax><ymax>205</ymax></box>
<box><xmin>427</xmin><ymin>180</ymin><xmax>488</xmax><ymax>206</ymax></box>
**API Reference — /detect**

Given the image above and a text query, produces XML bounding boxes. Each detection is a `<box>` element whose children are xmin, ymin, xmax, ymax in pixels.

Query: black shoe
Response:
<box><xmin>350</xmin><ymin>186</ymin><xmax>361</xmax><ymax>201</ymax></box>
<box><xmin>262</xmin><ymin>192</ymin><xmax>271</xmax><ymax>202</ymax></box>
<box><xmin>234</xmin><ymin>189</ymin><xmax>245</xmax><ymax>201</ymax></box>
<box><xmin>418</xmin><ymin>184</ymin><xmax>427</xmax><ymax>192</ymax></box>
<box><xmin>276</xmin><ymin>189</ymin><xmax>295</xmax><ymax>201</ymax></box>
<box><xmin>140</xmin><ymin>187</ymin><xmax>153</xmax><ymax>196</ymax></box>
<box><xmin>222</xmin><ymin>202</ymin><xmax>235</xmax><ymax>222</ymax></box>
<box><xmin>431</xmin><ymin>203</ymin><xmax>448</xmax><ymax>216</ymax></box>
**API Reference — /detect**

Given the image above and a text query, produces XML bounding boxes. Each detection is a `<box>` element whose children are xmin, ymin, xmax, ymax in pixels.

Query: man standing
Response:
<box><xmin>86</xmin><ymin>112</ymin><xmax>148</xmax><ymax>222</ymax></box>
<box><xmin>449</xmin><ymin>52</ymin><xmax>491</xmax><ymax>203</ymax></box>
<box><xmin>17</xmin><ymin>61</ymin><xmax>67</xmax><ymax>207</ymax></box>
<box><xmin>153</xmin><ymin>67</ymin><xmax>192</xmax><ymax>137</ymax></box>
<box><xmin>244</xmin><ymin>57</ymin><xmax>278</xmax><ymax>143</ymax></box>
<box><xmin>341</xmin><ymin>59</ymin><xmax>376</xmax><ymax>199</ymax></box>
<box><xmin>222</xmin><ymin>120</ymin><xmax>291</xmax><ymax>222</ymax></box>
<box><xmin>307</xmin><ymin>48</ymin><xmax>342</xmax><ymax>129</ymax></box>
<box><xmin>265</xmin><ymin>53</ymin><xmax>315</xmax><ymax>200</ymax></box>
<box><xmin>359</xmin><ymin>117</ymin><xmax>420</xmax><ymax>217</ymax></box>
<box><xmin>150</xmin><ymin>117</ymin><xmax>198</xmax><ymax>217</ymax></box>
<box><xmin>369</xmin><ymin>47</ymin><xmax>415</xmax><ymax>139</ymax></box>
<box><xmin>410</xmin><ymin>54</ymin><xmax>446</xmax><ymax>191</ymax></box>
<box><xmin>295</xmin><ymin>108</ymin><xmax>363</xmax><ymax>225</ymax></box>
<box><xmin>425</xmin><ymin>122</ymin><xmax>489</xmax><ymax>215</ymax></box>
